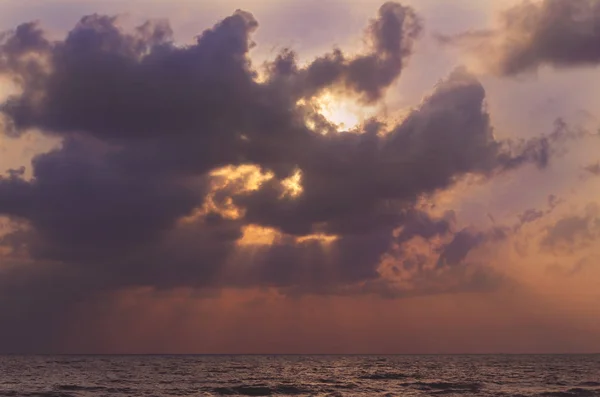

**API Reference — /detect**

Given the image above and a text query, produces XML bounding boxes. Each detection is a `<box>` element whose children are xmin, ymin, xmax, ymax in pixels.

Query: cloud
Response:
<box><xmin>584</xmin><ymin>162</ymin><xmax>600</xmax><ymax>176</ymax></box>
<box><xmin>512</xmin><ymin>194</ymin><xmax>563</xmax><ymax>234</ymax></box>
<box><xmin>438</xmin><ymin>0</ymin><xmax>600</xmax><ymax>76</ymax></box>
<box><xmin>265</xmin><ymin>2</ymin><xmax>423</xmax><ymax>103</ymax></box>
<box><xmin>541</xmin><ymin>203</ymin><xmax>600</xmax><ymax>253</ymax></box>
<box><xmin>0</xmin><ymin>2</ymin><xmax>580</xmax><ymax>351</ymax></box>
<box><xmin>519</xmin><ymin>209</ymin><xmax>545</xmax><ymax>225</ymax></box>
<box><xmin>236</xmin><ymin>68</ymin><xmax>562</xmax><ymax>236</ymax></box>
<box><xmin>436</xmin><ymin>227</ymin><xmax>507</xmax><ymax>268</ymax></box>
<box><xmin>546</xmin><ymin>256</ymin><xmax>597</xmax><ymax>278</ymax></box>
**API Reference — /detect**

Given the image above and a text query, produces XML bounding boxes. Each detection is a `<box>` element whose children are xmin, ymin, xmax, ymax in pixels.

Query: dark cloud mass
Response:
<box><xmin>267</xmin><ymin>2</ymin><xmax>422</xmax><ymax>103</ymax></box>
<box><xmin>439</xmin><ymin>0</ymin><xmax>600</xmax><ymax>75</ymax></box>
<box><xmin>0</xmin><ymin>2</ymin><xmax>571</xmax><ymax>351</ymax></box>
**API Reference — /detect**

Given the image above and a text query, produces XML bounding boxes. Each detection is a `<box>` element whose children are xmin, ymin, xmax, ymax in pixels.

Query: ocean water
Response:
<box><xmin>1</xmin><ymin>355</ymin><xmax>599</xmax><ymax>396</ymax></box>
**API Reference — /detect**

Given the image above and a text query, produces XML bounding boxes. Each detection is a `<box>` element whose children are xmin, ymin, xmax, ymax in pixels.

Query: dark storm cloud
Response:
<box><xmin>267</xmin><ymin>2</ymin><xmax>422</xmax><ymax>103</ymax></box>
<box><xmin>239</xmin><ymin>209</ymin><xmax>459</xmax><ymax>292</ymax></box>
<box><xmin>0</xmin><ymin>2</ymin><xmax>579</xmax><ymax>351</ymax></box>
<box><xmin>0</xmin><ymin>21</ymin><xmax>51</xmax><ymax>76</ymax></box>
<box><xmin>438</xmin><ymin>0</ymin><xmax>600</xmax><ymax>75</ymax></box>
<box><xmin>235</xmin><ymin>68</ymin><xmax>571</xmax><ymax>237</ymax></box>
<box><xmin>0</xmin><ymin>135</ymin><xmax>206</xmax><ymax>263</ymax></box>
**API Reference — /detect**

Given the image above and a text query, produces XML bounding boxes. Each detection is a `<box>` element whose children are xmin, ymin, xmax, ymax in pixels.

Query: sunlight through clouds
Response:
<box><xmin>1</xmin><ymin>0</ymin><xmax>600</xmax><ymax>355</ymax></box>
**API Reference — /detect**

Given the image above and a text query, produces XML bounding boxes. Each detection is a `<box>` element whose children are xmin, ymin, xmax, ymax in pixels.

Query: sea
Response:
<box><xmin>1</xmin><ymin>355</ymin><xmax>599</xmax><ymax>396</ymax></box>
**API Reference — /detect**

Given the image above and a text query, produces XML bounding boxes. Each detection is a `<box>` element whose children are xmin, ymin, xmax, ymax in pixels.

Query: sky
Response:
<box><xmin>0</xmin><ymin>0</ymin><xmax>599</xmax><ymax>354</ymax></box>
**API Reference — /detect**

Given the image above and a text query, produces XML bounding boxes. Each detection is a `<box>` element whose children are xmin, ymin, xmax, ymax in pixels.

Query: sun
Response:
<box><xmin>314</xmin><ymin>93</ymin><xmax>380</xmax><ymax>131</ymax></box>
<box><xmin>316</xmin><ymin>93</ymin><xmax>360</xmax><ymax>130</ymax></box>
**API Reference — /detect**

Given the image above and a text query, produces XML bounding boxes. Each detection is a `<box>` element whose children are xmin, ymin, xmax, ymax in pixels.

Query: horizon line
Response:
<box><xmin>2</xmin><ymin>353</ymin><xmax>599</xmax><ymax>356</ymax></box>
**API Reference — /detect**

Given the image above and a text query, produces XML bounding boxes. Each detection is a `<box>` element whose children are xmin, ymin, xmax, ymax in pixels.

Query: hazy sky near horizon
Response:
<box><xmin>1</xmin><ymin>0</ymin><xmax>600</xmax><ymax>354</ymax></box>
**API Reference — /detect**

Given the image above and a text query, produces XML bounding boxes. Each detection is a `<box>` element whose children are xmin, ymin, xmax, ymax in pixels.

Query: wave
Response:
<box><xmin>410</xmin><ymin>381</ymin><xmax>483</xmax><ymax>393</ymax></box>
<box><xmin>56</xmin><ymin>385</ymin><xmax>106</xmax><ymax>392</ymax></box>
<box><xmin>211</xmin><ymin>384</ymin><xmax>312</xmax><ymax>396</ymax></box>
<box><xmin>3</xmin><ymin>393</ymin><xmax>77</xmax><ymax>397</ymax></box>
<box><xmin>539</xmin><ymin>388</ymin><xmax>600</xmax><ymax>397</ymax></box>
<box><xmin>579</xmin><ymin>382</ymin><xmax>600</xmax><ymax>387</ymax></box>
<box><xmin>361</xmin><ymin>372</ymin><xmax>410</xmax><ymax>380</ymax></box>
<box><xmin>56</xmin><ymin>385</ymin><xmax>135</xmax><ymax>394</ymax></box>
